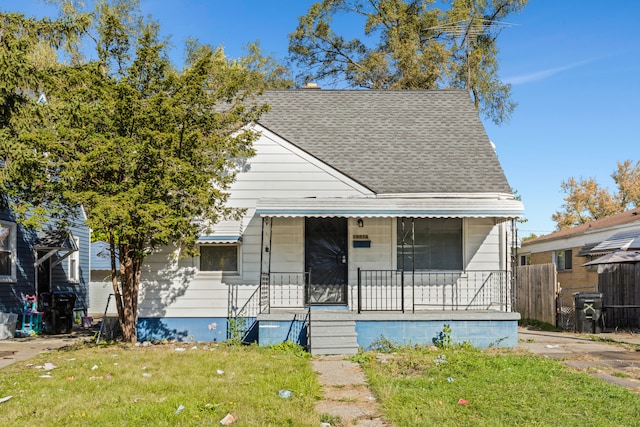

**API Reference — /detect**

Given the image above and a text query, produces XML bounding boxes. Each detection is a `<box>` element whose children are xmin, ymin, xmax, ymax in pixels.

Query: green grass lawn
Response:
<box><xmin>358</xmin><ymin>344</ymin><xmax>640</xmax><ymax>427</ymax></box>
<box><xmin>0</xmin><ymin>342</ymin><xmax>321</xmax><ymax>426</ymax></box>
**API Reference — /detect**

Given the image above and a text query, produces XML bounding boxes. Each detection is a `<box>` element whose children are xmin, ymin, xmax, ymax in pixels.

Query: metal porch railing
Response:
<box><xmin>357</xmin><ymin>270</ymin><xmax>512</xmax><ymax>312</ymax></box>
<box><xmin>227</xmin><ymin>285</ymin><xmax>260</xmax><ymax>342</ymax></box>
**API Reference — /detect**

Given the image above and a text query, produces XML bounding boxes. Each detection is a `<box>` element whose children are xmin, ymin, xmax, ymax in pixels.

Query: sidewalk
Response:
<box><xmin>0</xmin><ymin>328</ymin><xmax>94</xmax><ymax>370</ymax></box>
<box><xmin>518</xmin><ymin>327</ymin><xmax>640</xmax><ymax>392</ymax></box>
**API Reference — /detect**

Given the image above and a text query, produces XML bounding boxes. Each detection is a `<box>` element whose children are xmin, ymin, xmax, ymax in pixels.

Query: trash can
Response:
<box><xmin>573</xmin><ymin>292</ymin><xmax>603</xmax><ymax>333</ymax></box>
<box><xmin>40</xmin><ymin>292</ymin><xmax>77</xmax><ymax>334</ymax></box>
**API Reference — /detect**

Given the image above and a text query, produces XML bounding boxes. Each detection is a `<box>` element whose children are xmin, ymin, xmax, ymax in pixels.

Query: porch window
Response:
<box><xmin>397</xmin><ymin>218</ymin><xmax>462</xmax><ymax>270</ymax></box>
<box><xmin>555</xmin><ymin>249</ymin><xmax>572</xmax><ymax>271</ymax></box>
<box><xmin>199</xmin><ymin>244</ymin><xmax>238</xmax><ymax>272</ymax></box>
<box><xmin>0</xmin><ymin>221</ymin><xmax>17</xmax><ymax>282</ymax></box>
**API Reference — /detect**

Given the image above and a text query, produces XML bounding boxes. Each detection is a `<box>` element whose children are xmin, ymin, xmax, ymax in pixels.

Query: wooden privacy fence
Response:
<box><xmin>598</xmin><ymin>263</ymin><xmax>640</xmax><ymax>329</ymax></box>
<box><xmin>515</xmin><ymin>264</ymin><xmax>557</xmax><ymax>326</ymax></box>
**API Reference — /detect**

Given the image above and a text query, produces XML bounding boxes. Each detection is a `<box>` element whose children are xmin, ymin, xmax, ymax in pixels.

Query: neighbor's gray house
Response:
<box><xmin>135</xmin><ymin>89</ymin><xmax>524</xmax><ymax>353</ymax></box>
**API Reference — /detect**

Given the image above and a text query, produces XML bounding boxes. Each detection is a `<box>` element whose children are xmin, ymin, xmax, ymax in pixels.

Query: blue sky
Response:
<box><xmin>4</xmin><ymin>1</ymin><xmax>639</xmax><ymax>238</ymax></box>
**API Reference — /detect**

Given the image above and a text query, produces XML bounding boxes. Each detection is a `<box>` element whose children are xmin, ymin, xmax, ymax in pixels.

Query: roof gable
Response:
<box><xmin>257</xmin><ymin>90</ymin><xmax>512</xmax><ymax>195</ymax></box>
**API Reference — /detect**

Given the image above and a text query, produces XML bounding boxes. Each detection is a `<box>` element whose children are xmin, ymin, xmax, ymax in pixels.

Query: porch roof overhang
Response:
<box><xmin>255</xmin><ymin>197</ymin><xmax>524</xmax><ymax>219</ymax></box>
<box><xmin>34</xmin><ymin>229</ymin><xmax>78</xmax><ymax>267</ymax></box>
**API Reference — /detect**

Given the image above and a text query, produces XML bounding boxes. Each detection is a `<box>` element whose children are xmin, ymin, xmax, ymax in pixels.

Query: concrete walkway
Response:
<box><xmin>312</xmin><ymin>355</ymin><xmax>388</xmax><ymax>427</ymax></box>
<box><xmin>518</xmin><ymin>327</ymin><xmax>640</xmax><ymax>392</ymax></box>
<box><xmin>0</xmin><ymin>329</ymin><xmax>93</xmax><ymax>370</ymax></box>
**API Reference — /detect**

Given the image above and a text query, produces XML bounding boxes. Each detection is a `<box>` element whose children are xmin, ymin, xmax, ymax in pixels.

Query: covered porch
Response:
<box><xmin>226</xmin><ymin>195</ymin><xmax>523</xmax><ymax>352</ymax></box>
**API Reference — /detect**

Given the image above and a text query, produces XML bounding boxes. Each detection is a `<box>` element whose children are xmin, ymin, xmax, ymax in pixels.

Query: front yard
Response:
<box><xmin>1</xmin><ymin>340</ymin><xmax>639</xmax><ymax>426</ymax></box>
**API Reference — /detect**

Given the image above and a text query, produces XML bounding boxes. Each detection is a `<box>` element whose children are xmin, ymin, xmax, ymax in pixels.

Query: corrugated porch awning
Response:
<box><xmin>255</xmin><ymin>197</ymin><xmax>524</xmax><ymax>219</ymax></box>
<box><xmin>589</xmin><ymin>229</ymin><xmax>640</xmax><ymax>253</ymax></box>
<box><xmin>196</xmin><ymin>210</ymin><xmax>254</xmax><ymax>244</ymax></box>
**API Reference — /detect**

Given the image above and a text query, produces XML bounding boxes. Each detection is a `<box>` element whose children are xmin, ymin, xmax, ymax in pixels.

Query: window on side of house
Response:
<box><xmin>68</xmin><ymin>237</ymin><xmax>80</xmax><ymax>282</ymax></box>
<box><xmin>520</xmin><ymin>255</ymin><xmax>530</xmax><ymax>266</ymax></box>
<box><xmin>199</xmin><ymin>245</ymin><xmax>238</xmax><ymax>273</ymax></box>
<box><xmin>0</xmin><ymin>221</ymin><xmax>17</xmax><ymax>282</ymax></box>
<box><xmin>556</xmin><ymin>249</ymin><xmax>572</xmax><ymax>271</ymax></box>
<box><xmin>397</xmin><ymin>218</ymin><xmax>463</xmax><ymax>271</ymax></box>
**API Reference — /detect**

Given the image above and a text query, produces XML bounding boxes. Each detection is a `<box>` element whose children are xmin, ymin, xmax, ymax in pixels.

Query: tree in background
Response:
<box><xmin>288</xmin><ymin>0</ymin><xmax>527</xmax><ymax>125</ymax></box>
<box><xmin>552</xmin><ymin>160</ymin><xmax>640</xmax><ymax>230</ymax></box>
<box><xmin>0</xmin><ymin>0</ymin><xmax>285</xmax><ymax>341</ymax></box>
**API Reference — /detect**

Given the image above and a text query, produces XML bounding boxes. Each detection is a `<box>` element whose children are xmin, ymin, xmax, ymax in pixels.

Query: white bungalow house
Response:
<box><xmin>135</xmin><ymin>89</ymin><xmax>524</xmax><ymax>353</ymax></box>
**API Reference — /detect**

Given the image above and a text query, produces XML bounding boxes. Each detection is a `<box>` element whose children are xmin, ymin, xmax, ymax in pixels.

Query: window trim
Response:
<box><xmin>0</xmin><ymin>220</ymin><xmax>17</xmax><ymax>283</ymax></box>
<box><xmin>68</xmin><ymin>236</ymin><xmax>80</xmax><ymax>282</ymax></box>
<box><xmin>555</xmin><ymin>249</ymin><xmax>572</xmax><ymax>271</ymax></box>
<box><xmin>198</xmin><ymin>243</ymin><xmax>241</xmax><ymax>275</ymax></box>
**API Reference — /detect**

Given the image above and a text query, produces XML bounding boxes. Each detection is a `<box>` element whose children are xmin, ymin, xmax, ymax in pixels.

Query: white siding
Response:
<box><xmin>88</xmin><ymin>273</ymin><xmax>118</xmax><ymax>316</ymax></box>
<box><xmin>348</xmin><ymin>217</ymin><xmax>395</xmax><ymax>281</ymax></box>
<box><xmin>465</xmin><ymin>218</ymin><xmax>503</xmax><ymax>271</ymax></box>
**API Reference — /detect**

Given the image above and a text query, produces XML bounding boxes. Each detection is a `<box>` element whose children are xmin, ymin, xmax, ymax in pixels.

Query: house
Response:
<box><xmin>87</xmin><ymin>240</ymin><xmax>119</xmax><ymax>317</ymax></box>
<box><xmin>135</xmin><ymin>89</ymin><xmax>524</xmax><ymax>352</ymax></box>
<box><xmin>519</xmin><ymin>207</ymin><xmax>640</xmax><ymax>326</ymax></box>
<box><xmin>0</xmin><ymin>207</ymin><xmax>90</xmax><ymax>332</ymax></box>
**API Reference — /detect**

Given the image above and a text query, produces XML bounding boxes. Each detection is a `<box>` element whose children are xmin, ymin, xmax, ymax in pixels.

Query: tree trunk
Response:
<box><xmin>109</xmin><ymin>230</ymin><xmax>125</xmax><ymax>327</ymax></box>
<box><xmin>119</xmin><ymin>244</ymin><xmax>138</xmax><ymax>342</ymax></box>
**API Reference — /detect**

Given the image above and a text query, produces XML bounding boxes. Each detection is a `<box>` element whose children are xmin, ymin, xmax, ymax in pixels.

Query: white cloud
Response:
<box><xmin>505</xmin><ymin>59</ymin><xmax>595</xmax><ymax>85</ymax></box>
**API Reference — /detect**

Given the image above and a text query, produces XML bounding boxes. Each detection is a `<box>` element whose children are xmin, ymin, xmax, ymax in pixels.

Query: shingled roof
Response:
<box><xmin>523</xmin><ymin>207</ymin><xmax>640</xmax><ymax>245</ymax></box>
<box><xmin>257</xmin><ymin>89</ymin><xmax>512</xmax><ymax>195</ymax></box>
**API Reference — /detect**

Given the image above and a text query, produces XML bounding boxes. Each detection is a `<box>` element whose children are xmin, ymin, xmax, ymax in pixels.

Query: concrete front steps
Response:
<box><xmin>309</xmin><ymin>313</ymin><xmax>359</xmax><ymax>355</ymax></box>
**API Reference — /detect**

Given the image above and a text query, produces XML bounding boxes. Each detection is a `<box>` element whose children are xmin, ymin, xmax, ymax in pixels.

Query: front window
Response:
<box><xmin>199</xmin><ymin>245</ymin><xmax>238</xmax><ymax>272</ymax></box>
<box><xmin>0</xmin><ymin>221</ymin><xmax>17</xmax><ymax>281</ymax></box>
<box><xmin>397</xmin><ymin>218</ymin><xmax>463</xmax><ymax>270</ymax></box>
<box><xmin>556</xmin><ymin>249</ymin><xmax>572</xmax><ymax>271</ymax></box>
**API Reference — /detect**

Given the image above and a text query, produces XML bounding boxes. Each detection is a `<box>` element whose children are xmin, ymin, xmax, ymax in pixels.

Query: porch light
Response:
<box><xmin>357</xmin><ymin>218</ymin><xmax>364</xmax><ymax>228</ymax></box>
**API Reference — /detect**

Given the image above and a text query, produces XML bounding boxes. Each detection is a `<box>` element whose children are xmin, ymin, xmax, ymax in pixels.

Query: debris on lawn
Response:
<box><xmin>278</xmin><ymin>389</ymin><xmax>292</xmax><ymax>399</ymax></box>
<box><xmin>35</xmin><ymin>363</ymin><xmax>57</xmax><ymax>371</ymax></box>
<box><xmin>39</xmin><ymin>374</ymin><xmax>52</xmax><ymax>379</ymax></box>
<box><xmin>434</xmin><ymin>355</ymin><xmax>447</xmax><ymax>366</ymax></box>
<box><xmin>220</xmin><ymin>413</ymin><xmax>236</xmax><ymax>425</ymax></box>
<box><xmin>447</xmin><ymin>377</ymin><xmax>454</xmax><ymax>382</ymax></box>
<box><xmin>175</xmin><ymin>347</ymin><xmax>186</xmax><ymax>352</ymax></box>
<box><xmin>174</xmin><ymin>404</ymin><xmax>185</xmax><ymax>415</ymax></box>
<box><xmin>91</xmin><ymin>365</ymin><xmax>99</xmax><ymax>370</ymax></box>
<box><xmin>457</xmin><ymin>399</ymin><xmax>469</xmax><ymax>405</ymax></box>
<box><xmin>216</xmin><ymin>369</ymin><xmax>224</xmax><ymax>375</ymax></box>
<box><xmin>142</xmin><ymin>373</ymin><xmax>152</xmax><ymax>378</ymax></box>
<box><xmin>0</xmin><ymin>396</ymin><xmax>12</xmax><ymax>404</ymax></box>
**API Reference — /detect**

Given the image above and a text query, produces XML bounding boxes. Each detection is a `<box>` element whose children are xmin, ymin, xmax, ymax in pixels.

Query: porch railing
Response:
<box><xmin>227</xmin><ymin>285</ymin><xmax>260</xmax><ymax>342</ymax></box>
<box><xmin>357</xmin><ymin>270</ymin><xmax>511</xmax><ymax>312</ymax></box>
<box><xmin>254</xmin><ymin>269</ymin><xmax>511</xmax><ymax>314</ymax></box>
<box><xmin>263</xmin><ymin>271</ymin><xmax>310</xmax><ymax>310</ymax></box>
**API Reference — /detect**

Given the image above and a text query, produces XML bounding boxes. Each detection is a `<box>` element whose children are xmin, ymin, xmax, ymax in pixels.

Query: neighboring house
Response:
<box><xmin>519</xmin><ymin>207</ymin><xmax>640</xmax><ymax>308</ymax></box>
<box><xmin>88</xmin><ymin>240</ymin><xmax>119</xmax><ymax>316</ymax></box>
<box><xmin>136</xmin><ymin>89</ymin><xmax>524</xmax><ymax>352</ymax></box>
<box><xmin>0</xmin><ymin>207</ymin><xmax>90</xmax><ymax>321</ymax></box>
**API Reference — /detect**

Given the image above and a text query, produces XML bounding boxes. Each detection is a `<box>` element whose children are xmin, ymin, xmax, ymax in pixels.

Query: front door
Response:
<box><xmin>305</xmin><ymin>217</ymin><xmax>348</xmax><ymax>304</ymax></box>
<box><xmin>36</xmin><ymin>251</ymin><xmax>51</xmax><ymax>311</ymax></box>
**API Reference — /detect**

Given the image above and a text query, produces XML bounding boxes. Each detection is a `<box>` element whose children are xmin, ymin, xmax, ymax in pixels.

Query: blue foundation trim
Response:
<box><xmin>136</xmin><ymin>314</ymin><xmax>518</xmax><ymax>349</ymax></box>
<box><xmin>355</xmin><ymin>319</ymin><xmax>518</xmax><ymax>348</ymax></box>
<box><xmin>137</xmin><ymin>317</ymin><xmax>228</xmax><ymax>342</ymax></box>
